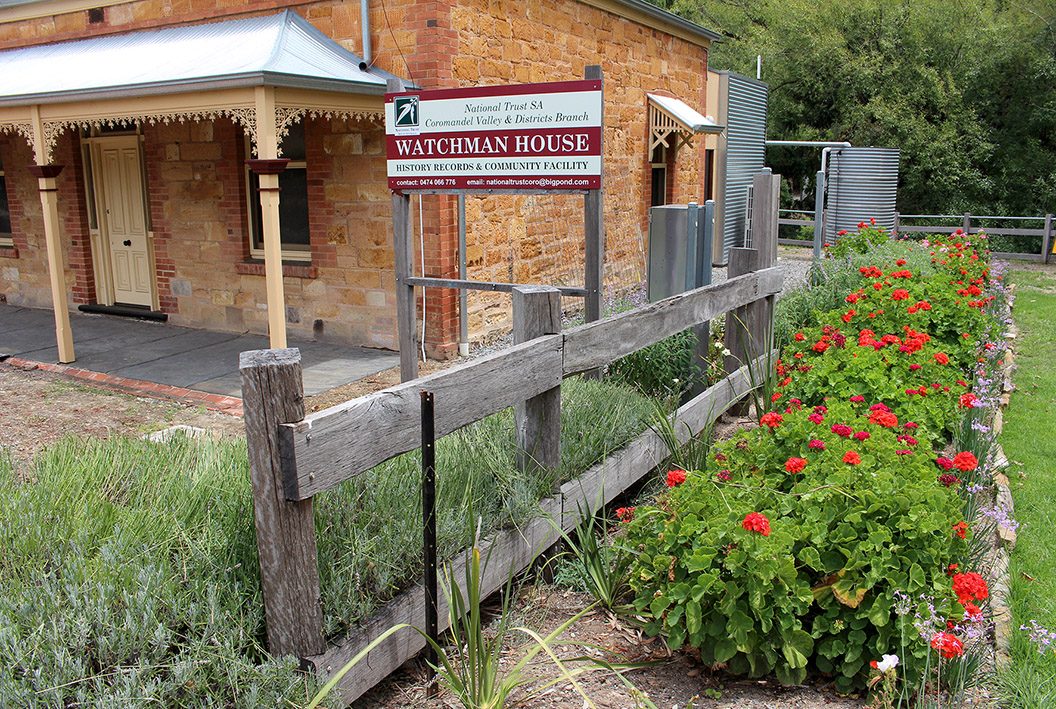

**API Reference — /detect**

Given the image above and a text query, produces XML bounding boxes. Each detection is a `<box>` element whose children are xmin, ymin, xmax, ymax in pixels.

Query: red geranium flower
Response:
<box><xmin>843</xmin><ymin>451</ymin><xmax>862</xmax><ymax>465</ymax></box>
<box><xmin>953</xmin><ymin>452</ymin><xmax>978</xmax><ymax>471</ymax></box>
<box><xmin>786</xmin><ymin>457</ymin><xmax>808</xmax><ymax>474</ymax></box>
<box><xmin>952</xmin><ymin>572</ymin><xmax>989</xmax><ymax>604</ymax></box>
<box><xmin>616</xmin><ymin>506</ymin><xmax>635</xmax><ymax>522</ymax></box>
<box><xmin>761</xmin><ymin>412</ymin><xmax>783</xmax><ymax>429</ymax></box>
<box><xmin>742</xmin><ymin>512</ymin><xmax>771</xmax><ymax>536</ymax></box>
<box><xmin>938</xmin><ymin>474</ymin><xmax>962</xmax><ymax>487</ymax></box>
<box><xmin>869</xmin><ymin>410</ymin><xmax>899</xmax><ymax>428</ymax></box>
<box><xmin>936</xmin><ymin>457</ymin><xmax>955</xmax><ymax>471</ymax></box>
<box><xmin>831</xmin><ymin>424</ymin><xmax>853</xmax><ymax>438</ymax></box>
<box><xmin>931</xmin><ymin>632</ymin><xmax>964</xmax><ymax>659</ymax></box>
<box><xmin>952</xmin><ymin>521</ymin><xmax>968</xmax><ymax>539</ymax></box>
<box><xmin>666</xmin><ymin>470</ymin><xmax>687</xmax><ymax>487</ymax></box>
<box><xmin>959</xmin><ymin>393</ymin><xmax>979</xmax><ymax>408</ymax></box>
<box><xmin>891</xmin><ymin>289</ymin><xmax>910</xmax><ymax>301</ymax></box>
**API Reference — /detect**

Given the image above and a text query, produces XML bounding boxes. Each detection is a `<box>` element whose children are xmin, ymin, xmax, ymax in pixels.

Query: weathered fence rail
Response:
<box><xmin>277</xmin><ymin>266</ymin><xmax>782</xmax><ymax>502</ymax></box>
<box><xmin>303</xmin><ymin>353</ymin><xmax>768</xmax><ymax>701</ymax></box>
<box><xmin>240</xmin><ymin>249</ymin><xmax>783</xmax><ymax>703</ymax></box>
<box><xmin>777</xmin><ymin>212</ymin><xmax>1054</xmax><ymax>262</ymax></box>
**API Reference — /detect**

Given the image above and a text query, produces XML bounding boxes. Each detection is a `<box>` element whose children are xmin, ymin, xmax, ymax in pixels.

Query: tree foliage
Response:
<box><xmin>654</xmin><ymin>0</ymin><xmax>1056</xmax><ymax>216</ymax></box>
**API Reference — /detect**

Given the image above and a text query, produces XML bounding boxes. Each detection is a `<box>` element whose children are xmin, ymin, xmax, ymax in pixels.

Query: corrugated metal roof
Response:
<box><xmin>608</xmin><ymin>0</ymin><xmax>721</xmax><ymax>43</ymax></box>
<box><xmin>0</xmin><ymin>10</ymin><xmax>409</xmax><ymax>106</ymax></box>
<box><xmin>647</xmin><ymin>94</ymin><xmax>723</xmax><ymax>134</ymax></box>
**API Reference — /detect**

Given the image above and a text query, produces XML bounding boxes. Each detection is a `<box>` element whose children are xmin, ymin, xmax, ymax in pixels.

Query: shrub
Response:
<box><xmin>625</xmin><ymin>228</ymin><xmax>998</xmax><ymax>694</ymax></box>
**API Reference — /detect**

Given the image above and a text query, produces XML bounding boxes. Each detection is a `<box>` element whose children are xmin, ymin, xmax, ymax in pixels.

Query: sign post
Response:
<box><xmin>387</xmin><ymin>71</ymin><xmax>605</xmax><ymax>382</ymax></box>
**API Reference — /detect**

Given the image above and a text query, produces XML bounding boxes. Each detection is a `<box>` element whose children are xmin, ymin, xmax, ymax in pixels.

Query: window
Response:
<box><xmin>0</xmin><ymin>150</ymin><xmax>11</xmax><ymax>245</ymax></box>
<box><xmin>704</xmin><ymin>148</ymin><xmax>715</xmax><ymax>202</ymax></box>
<box><xmin>650</xmin><ymin>144</ymin><xmax>669</xmax><ymax>207</ymax></box>
<box><xmin>246</xmin><ymin>122</ymin><xmax>310</xmax><ymax>260</ymax></box>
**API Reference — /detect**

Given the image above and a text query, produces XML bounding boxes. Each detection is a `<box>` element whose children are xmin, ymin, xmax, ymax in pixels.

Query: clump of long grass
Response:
<box><xmin>0</xmin><ymin>375</ymin><xmax>654</xmax><ymax>705</ymax></box>
<box><xmin>0</xmin><ymin>435</ymin><xmax>309</xmax><ymax>708</ymax></box>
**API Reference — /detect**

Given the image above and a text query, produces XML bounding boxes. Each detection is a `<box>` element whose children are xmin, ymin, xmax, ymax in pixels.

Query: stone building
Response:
<box><xmin>0</xmin><ymin>0</ymin><xmax>723</xmax><ymax>362</ymax></box>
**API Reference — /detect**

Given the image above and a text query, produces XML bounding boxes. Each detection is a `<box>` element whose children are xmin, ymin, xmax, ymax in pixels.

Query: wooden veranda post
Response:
<box><xmin>240</xmin><ymin>348</ymin><xmax>325</xmax><ymax>657</ymax></box>
<box><xmin>28</xmin><ymin>105</ymin><xmax>75</xmax><ymax>364</ymax></box>
<box><xmin>513</xmin><ymin>285</ymin><xmax>562</xmax><ymax>475</ymax></box>
<box><xmin>252</xmin><ymin>86</ymin><xmax>289</xmax><ymax>349</ymax></box>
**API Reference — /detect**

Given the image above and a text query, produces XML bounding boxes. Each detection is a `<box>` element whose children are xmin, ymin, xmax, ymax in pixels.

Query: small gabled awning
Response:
<box><xmin>647</xmin><ymin>93</ymin><xmax>724</xmax><ymax>153</ymax></box>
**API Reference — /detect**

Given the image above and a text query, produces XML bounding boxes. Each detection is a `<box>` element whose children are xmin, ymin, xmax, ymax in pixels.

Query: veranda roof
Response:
<box><xmin>0</xmin><ymin>10</ymin><xmax>407</xmax><ymax>107</ymax></box>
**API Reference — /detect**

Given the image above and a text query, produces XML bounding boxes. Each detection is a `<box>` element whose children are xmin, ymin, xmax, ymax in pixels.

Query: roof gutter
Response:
<box><xmin>0</xmin><ymin>72</ymin><xmax>392</xmax><ymax>108</ymax></box>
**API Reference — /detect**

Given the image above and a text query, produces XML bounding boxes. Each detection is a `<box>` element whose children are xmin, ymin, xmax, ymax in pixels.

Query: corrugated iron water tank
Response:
<box><xmin>824</xmin><ymin>147</ymin><xmax>900</xmax><ymax>244</ymax></box>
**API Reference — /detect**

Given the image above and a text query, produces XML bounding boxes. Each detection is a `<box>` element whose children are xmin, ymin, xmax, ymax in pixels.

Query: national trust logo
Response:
<box><xmin>393</xmin><ymin>95</ymin><xmax>420</xmax><ymax>135</ymax></box>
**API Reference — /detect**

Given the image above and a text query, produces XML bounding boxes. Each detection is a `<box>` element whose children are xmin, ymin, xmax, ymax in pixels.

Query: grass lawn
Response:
<box><xmin>998</xmin><ymin>262</ymin><xmax>1056</xmax><ymax>707</ymax></box>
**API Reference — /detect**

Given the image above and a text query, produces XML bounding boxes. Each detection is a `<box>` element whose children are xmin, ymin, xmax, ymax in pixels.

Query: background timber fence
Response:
<box><xmin>777</xmin><ymin>211</ymin><xmax>1054</xmax><ymax>263</ymax></box>
<box><xmin>239</xmin><ymin>238</ymin><xmax>782</xmax><ymax>703</ymax></box>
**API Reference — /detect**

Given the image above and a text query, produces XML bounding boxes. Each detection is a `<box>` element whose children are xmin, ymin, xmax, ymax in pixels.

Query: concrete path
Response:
<box><xmin>0</xmin><ymin>304</ymin><xmax>399</xmax><ymax>398</ymax></box>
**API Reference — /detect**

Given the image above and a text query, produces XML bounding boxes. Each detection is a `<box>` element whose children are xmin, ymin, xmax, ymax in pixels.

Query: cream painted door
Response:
<box><xmin>98</xmin><ymin>137</ymin><xmax>153</xmax><ymax>307</ymax></box>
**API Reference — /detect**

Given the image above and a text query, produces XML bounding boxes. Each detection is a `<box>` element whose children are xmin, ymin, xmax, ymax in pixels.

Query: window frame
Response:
<box><xmin>649</xmin><ymin>143</ymin><xmax>669</xmax><ymax>207</ymax></box>
<box><xmin>243</xmin><ymin>122</ymin><xmax>311</xmax><ymax>262</ymax></box>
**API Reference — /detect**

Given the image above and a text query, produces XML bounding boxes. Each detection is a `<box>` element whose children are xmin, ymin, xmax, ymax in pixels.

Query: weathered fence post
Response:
<box><xmin>724</xmin><ymin>248</ymin><xmax>763</xmax><ymax>415</ymax></box>
<box><xmin>240</xmin><ymin>348</ymin><xmax>325</xmax><ymax>658</ymax></box>
<box><xmin>752</xmin><ymin>169</ymin><xmax>780</xmax><ymax>268</ymax></box>
<box><xmin>513</xmin><ymin>285</ymin><xmax>562</xmax><ymax>475</ymax></box>
<box><xmin>1043</xmin><ymin>214</ymin><xmax>1053</xmax><ymax>265</ymax></box>
<box><xmin>963</xmin><ymin>212</ymin><xmax>972</xmax><ymax>234</ymax></box>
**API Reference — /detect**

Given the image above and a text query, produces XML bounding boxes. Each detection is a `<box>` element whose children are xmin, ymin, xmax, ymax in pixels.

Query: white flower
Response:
<box><xmin>876</xmin><ymin>654</ymin><xmax>899</xmax><ymax>672</ymax></box>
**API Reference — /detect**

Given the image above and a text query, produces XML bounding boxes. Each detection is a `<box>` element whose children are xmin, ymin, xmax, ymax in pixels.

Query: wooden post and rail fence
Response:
<box><xmin>239</xmin><ymin>175</ymin><xmax>784</xmax><ymax>702</ymax></box>
<box><xmin>777</xmin><ymin>211</ymin><xmax>1054</xmax><ymax>263</ymax></box>
<box><xmin>239</xmin><ymin>266</ymin><xmax>781</xmax><ymax>701</ymax></box>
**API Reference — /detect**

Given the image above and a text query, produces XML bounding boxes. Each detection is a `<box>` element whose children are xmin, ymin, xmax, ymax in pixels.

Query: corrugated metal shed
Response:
<box><xmin>0</xmin><ymin>10</ymin><xmax>406</xmax><ymax>106</ymax></box>
<box><xmin>713</xmin><ymin>71</ymin><xmax>767</xmax><ymax>264</ymax></box>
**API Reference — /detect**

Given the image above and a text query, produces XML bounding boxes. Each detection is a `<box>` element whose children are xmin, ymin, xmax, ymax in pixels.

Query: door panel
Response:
<box><xmin>98</xmin><ymin>137</ymin><xmax>153</xmax><ymax>308</ymax></box>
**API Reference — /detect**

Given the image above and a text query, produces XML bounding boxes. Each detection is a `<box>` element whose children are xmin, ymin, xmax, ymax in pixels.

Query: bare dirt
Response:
<box><xmin>356</xmin><ymin>588</ymin><xmax>871</xmax><ymax>709</ymax></box>
<box><xmin>0</xmin><ymin>364</ymin><xmax>245</xmax><ymax>471</ymax></box>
